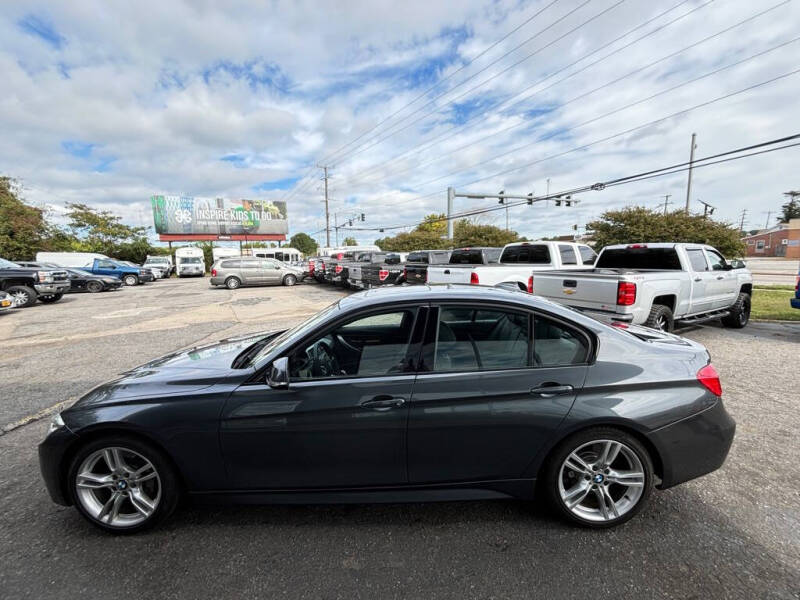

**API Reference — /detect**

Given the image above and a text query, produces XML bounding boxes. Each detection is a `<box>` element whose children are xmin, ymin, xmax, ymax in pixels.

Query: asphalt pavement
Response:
<box><xmin>0</xmin><ymin>278</ymin><xmax>798</xmax><ymax>599</ymax></box>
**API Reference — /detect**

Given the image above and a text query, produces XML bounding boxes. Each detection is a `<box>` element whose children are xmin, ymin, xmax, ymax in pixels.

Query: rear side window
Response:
<box><xmin>221</xmin><ymin>260</ymin><xmax>241</xmax><ymax>268</ymax></box>
<box><xmin>578</xmin><ymin>246</ymin><xmax>597</xmax><ymax>265</ymax></box>
<box><xmin>501</xmin><ymin>245</ymin><xmax>551</xmax><ymax>264</ymax></box>
<box><xmin>686</xmin><ymin>249</ymin><xmax>708</xmax><ymax>272</ymax></box>
<box><xmin>434</xmin><ymin>307</ymin><xmax>530</xmax><ymax>371</ymax></box>
<box><xmin>596</xmin><ymin>248</ymin><xmax>682</xmax><ymax>270</ymax></box>
<box><xmin>558</xmin><ymin>245</ymin><xmax>577</xmax><ymax>265</ymax></box>
<box><xmin>534</xmin><ymin>315</ymin><xmax>589</xmax><ymax>366</ymax></box>
<box><xmin>241</xmin><ymin>260</ymin><xmax>261</xmax><ymax>269</ymax></box>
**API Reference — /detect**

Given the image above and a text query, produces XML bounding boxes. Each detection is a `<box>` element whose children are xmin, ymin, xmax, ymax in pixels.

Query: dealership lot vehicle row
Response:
<box><xmin>0</xmin><ymin>279</ymin><xmax>798</xmax><ymax>598</ymax></box>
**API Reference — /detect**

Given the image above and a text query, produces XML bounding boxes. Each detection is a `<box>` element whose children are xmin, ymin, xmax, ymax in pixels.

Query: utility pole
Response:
<box><xmin>739</xmin><ymin>208</ymin><xmax>747</xmax><ymax>232</ymax></box>
<box><xmin>684</xmin><ymin>133</ymin><xmax>697</xmax><ymax>214</ymax></box>
<box><xmin>318</xmin><ymin>165</ymin><xmax>331</xmax><ymax>247</ymax></box>
<box><xmin>334</xmin><ymin>213</ymin><xmax>338</xmax><ymax>246</ymax></box>
<box><xmin>697</xmin><ymin>199</ymin><xmax>715</xmax><ymax>220</ymax></box>
<box><xmin>763</xmin><ymin>211</ymin><xmax>772</xmax><ymax>229</ymax></box>
<box><xmin>546</xmin><ymin>178</ymin><xmax>551</xmax><ymax>207</ymax></box>
<box><xmin>446</xmin><ymin>187</ymin><xmax>455</xmax><ymax>240</ymax></box>
<box><xmin>660</xmin><ymin>194</ymin><xmax>672</xmax><ymax>215</ymax></box>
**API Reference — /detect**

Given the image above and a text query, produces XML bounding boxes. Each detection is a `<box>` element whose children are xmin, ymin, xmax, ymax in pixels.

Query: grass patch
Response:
<box><xmin>751</xmin><ymin>287</ymin><xmax>800</xmax><ymax>321</ymax></box>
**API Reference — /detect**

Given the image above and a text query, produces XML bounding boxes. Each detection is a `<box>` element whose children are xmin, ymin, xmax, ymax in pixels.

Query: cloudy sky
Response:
<box><xmin>2</xmin><ymin>0</ymin><xmax>798</xmax><ymax>246</ymax></box>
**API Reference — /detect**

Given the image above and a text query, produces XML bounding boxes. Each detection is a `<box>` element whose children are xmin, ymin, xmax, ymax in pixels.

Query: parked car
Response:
<box><xmin>792</xmin><ymin>263</ymin><xmax>800</xmax><ymax>310</ymax></box>
<box><xmin>17</xmin><ymin>262</ymin><xmax>122</xmax><ymax>293</ymax></box>
<box><xmin>143</xmin><ymin>256</ymin><xmax>173</xmax><ymax>278</ymax></box>
<box><xmin>528</xmin><ymin>243</ymin><xmax>753</xmax><ymax>332</ymax></box>
<box><xmin>427</xmin><ymin>242</ymin><xmax>596</xmax><ymax>290</ymax></box>
<box><xmin>77</xmin><ymin>258</ymin><xmax>148</xmax><ymax>286</ymax></box>
<box><xmin>210</xmin><ymin>257</ymin><xmax>304</xmax><ymax>289</ymax></box>
<box><xmin>39</xmin><ymin>285</ymin><xmax>735</xmax><ymax>533</ymax></box>
<box><xmin>397</xmin><ymin>250</ymin><xmax>452</xmax><ymax>285</ymax></box>
<box><xmin>0</xmin><ymin>257</ymin><xmax>71</xmax><ymax>307</ymax></box>
<box><xmin>175</xmin><ymin>247</ymin><xmax>206</xmax><ymax>277</ymax></box>
<box><xmin>323</xmin><ymin>251</ymin><xmax>359</xmax><ymax>284</ymax></box>
<box><xmin>119</xmin><ymin>261</ymin><xmax>156</xmax><ymax>282</ymax></box>
<box><xmin>359</xmin><ymin>253</ymin><xmax>406</xmax><ymax>288</ymax></box>
<box><xmin>0</xmin><ymin>290</ymin><xmax>13</xmax><ymax>313</ymax></box>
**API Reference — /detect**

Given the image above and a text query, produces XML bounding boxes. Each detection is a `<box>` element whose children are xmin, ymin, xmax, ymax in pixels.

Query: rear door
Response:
<box><xmin>407</xmin><ymin>304</ymin><xmax>589</xmax><ymax>484</ymax></box>
<box><xmin>239</xmin><ymin>258</ymin><xmax>265</xmax><ymax>285</ymax></box>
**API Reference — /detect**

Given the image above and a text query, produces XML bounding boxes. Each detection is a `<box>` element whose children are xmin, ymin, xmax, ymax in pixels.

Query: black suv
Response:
<box><xmin>0</xmin><ymin>257</ymin><xmax>71</xmax><ymax>307</ymax></box>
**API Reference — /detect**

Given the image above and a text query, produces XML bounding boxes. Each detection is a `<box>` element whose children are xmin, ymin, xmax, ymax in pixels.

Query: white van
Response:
<box><xmin>36</xmin><ymin>252</ymin><xmax>109</xmax><ymax>268</ymax></box>
<box><xmin>212</xmin><ymin>247</ymin><xmax>241</xmax><ymax>262</ymax></box>
<box><xmin>175</xmin><ymin>247</ymin><xmax>205</xmax><ymax>277</ymax></box>
<box><xmin>251</xmin><ymin>247</ymin><xmax>302</xmax><ymax>263</ymax></box>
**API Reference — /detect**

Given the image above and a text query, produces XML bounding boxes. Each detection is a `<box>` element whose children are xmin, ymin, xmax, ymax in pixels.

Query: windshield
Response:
<box><xmin>0</xmin><ymin>258</ymin><xmax>21</xmax><ymax>268</ymax></box>
<box><xmin>180</xmin><ymin>257</ymin><xmax>202</xmax><ymax>264</ymax></box>
<box><xmin>251</xmin><ymin>301</ymin><xmax>340</xmax><ymax>366</ymax></box>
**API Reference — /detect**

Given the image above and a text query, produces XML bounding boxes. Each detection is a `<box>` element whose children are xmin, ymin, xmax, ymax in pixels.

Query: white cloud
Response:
<box><xmin>1</xmin><ymin>0</ymin><xmax>798</xmax><ymax>248</ymax></box>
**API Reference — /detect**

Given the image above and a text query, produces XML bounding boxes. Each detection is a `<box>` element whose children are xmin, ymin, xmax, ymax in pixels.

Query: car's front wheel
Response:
<box><xmin>721</xmin><ymin>292</ymin><xmax>750</xmax><ymax>328</ymax></box>
<box><xmin>68</xmin><ymin>435</ymin><xmax>180</xmax><ymax>534</ymax></box>
<box><xmin>87</xmin><ymin>281</ymin><xmax>104</xmax><ymax>293</ymax></box>
<box><xmin>6</xmin><ymin>285</ymin><xmax>37</xmax><ymax>307</ymax></box>
<box><xmin>283</xmin><ymin>274</ymin><xmax>297</xmax><ymax>286</ymax></box>
<box><xmin>542</xmin><ymin>428</ymin><xmax>654</xmax><ymax>528</ymax></box>
<box><xmin>123</xmin><ymin>275</ymin><xmax>139</xmax><ymax>286</ymax></box>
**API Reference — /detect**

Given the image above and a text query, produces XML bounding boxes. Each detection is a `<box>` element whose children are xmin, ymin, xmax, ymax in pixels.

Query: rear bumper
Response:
<box><xmin>647</xmin><ymin>399</ymin><xmax>735</xmax><ymax>489</ymax></box>
<box><xmin>38</xmin><ymin>426</ymin><xmax>80</xmax><ymax>506</ymax></box>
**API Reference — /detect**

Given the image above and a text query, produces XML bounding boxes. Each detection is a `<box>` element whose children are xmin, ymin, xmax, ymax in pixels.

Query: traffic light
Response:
<box><xmin>527</xmin><ymin>192</ymin><xmax>534</xmax><ymax>205</ymax></box>
<box><xmin>498</xmin><ymin>190</ymin><xmax>505</xmax><ymax>205</ymax></box>
<box><xmin>361</xmin><ymin>213</ymin><xmax>365</xmax><ymax>221</ymax></box>
<box><xmin>555</xmin><ymin>198</ymin><xmax>562</xmax><ymax>207</ymax></box>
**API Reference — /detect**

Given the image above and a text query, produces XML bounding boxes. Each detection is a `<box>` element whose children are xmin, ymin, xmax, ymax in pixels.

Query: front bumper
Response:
<box><xmin>38</xmin><ymin>426</ymin><xmax>80</xmax><ymax>506</ymax></box>
<box><xmin>34</xmin><ymin>282</ymin><xmax>71</xmax><ymax>295</ymax></box>
<box><xmin>647</xmin><ymin>399</ymin><xmax>736</xmax><ymax>489</ymax></box>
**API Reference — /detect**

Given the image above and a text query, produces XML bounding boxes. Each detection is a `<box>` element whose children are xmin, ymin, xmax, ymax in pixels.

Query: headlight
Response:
<box><xmin>37</xmin><ymin>271</ymin><xmax>54</xmax><ymax>283</ymax></box>
<box><xmin>48</xmin><ymin>412</ymin><xmax>65</xmax><ymax>435</ymax></box>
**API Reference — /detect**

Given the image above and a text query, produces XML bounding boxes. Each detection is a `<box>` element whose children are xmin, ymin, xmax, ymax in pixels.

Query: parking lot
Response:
<box><xmin>1</xmin><ymin>277</ymin><xmax>798</xmax><ymax>599</ymax></box>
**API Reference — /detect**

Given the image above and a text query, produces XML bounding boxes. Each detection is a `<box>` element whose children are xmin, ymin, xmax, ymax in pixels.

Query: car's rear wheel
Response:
<box><xmin>68</xmin><ymin>436</ymin><xmax>180</xmax><ymax>534</ymax></box>
<box><xmin>87</xmin><ymin>281</ymin><xmax>104</xmax><ymax>293</ymax></box>
<box><xmin>282</xmin><ymin>274</ymin><xmax>297</xmax><ymax>287</ymax></box>
<box><xmin>123</xmin><ymin>274</ymin><xmax>138</xmax><ymax>286</ymax></box>
<box><xmin>721</xmin><ymin>292</ymin><xmax>750</xmax><ymax>328</ymax></box>
<box><xmin>225</xmin><ymin>276</ymin><xmax>241</xmax><ymax>290</ymax></box>
<box><xmin>542</xmin><ymin>428</ymin><xmax>654</xmax><ymax>528</ymax></box>
<box><xmin>6</xmin><ymin>285</ymin><xmax>37</xmax><ymax>307</ymax></box>
<box><xmin>644</xmin><ymin>305</ymin><xmax>674</xmax><ymax>332</ymax></box>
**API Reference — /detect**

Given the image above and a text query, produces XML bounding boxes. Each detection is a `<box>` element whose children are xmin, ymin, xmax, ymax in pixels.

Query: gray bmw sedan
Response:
<box><xmin>39</xmin><ymin>285</ymin><xmax>734</xmax><ymax>533</ymax></box>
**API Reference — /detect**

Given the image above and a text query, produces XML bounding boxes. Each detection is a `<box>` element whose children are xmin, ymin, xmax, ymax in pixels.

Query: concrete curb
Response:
<box><xmin>1</xmin><ymin>398</ymin><xmax>75</xmax><ymax>436</ymax></box>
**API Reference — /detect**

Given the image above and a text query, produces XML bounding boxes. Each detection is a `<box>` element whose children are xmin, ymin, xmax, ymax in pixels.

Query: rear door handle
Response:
<box><xmin>529</xmin><ymin>384</ymin><xmax>574</xmax><ymax>397</ymax></box>
<box><xmin>693</xmin><ymin>277</ymin><xmax>702</xmax><ymax>282</ymax></box>
<box><xmin>361</xmin><ymin>396</ymin><xmax>406</xmax><ymax>411</ymax></box>
<box><xmin>716</xmin><ymin>275</ymin><xmax>725</xmax><ymax>280</ymax></box>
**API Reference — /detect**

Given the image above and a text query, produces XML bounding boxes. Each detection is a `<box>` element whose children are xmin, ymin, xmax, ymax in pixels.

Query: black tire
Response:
<box><xmin>282</xmin><ymin>274</ymin><xmax>297</xmax><ymax>287</ymax></box>
<box><xmin>123</xmin><ymin>274</ymin><xmax>139</xmax><ymax>287</ymax></box>
<box><xmin>38</xmin><ymin>293</ymin><xmax>64</xmax><ymax>303</ymax></box>
<box><xmin>6</xmin><ymin>285</ymin><xmax>38</xmax><ymax>308</ymax></box>
<box><xmin>67</xmin><ymin>434</ymin><xmax>181</xmax><ymax>534</ymax></box>
<box><xmin>225</xmin><ymin>276</ymin><xmax>241</xmax><ymax>290</ymax></box>
<box><xmin>721</xmin><ymin>292</ymin><xmax>750</xmax><ymax>328</ymax></box>
<box><xmin>541</xmin><ymin>427</ymin><xmax>655</xmax><ymax>529</ymax></box>
<box><xmin>644</xmin><ymin>304</ymin><xmax>674</xmax><ymax>332</ymax></box>
<box><xmin>87</xmin><ymin>281</ymin><xmax>104</xmax><ymax>293</ymax></box>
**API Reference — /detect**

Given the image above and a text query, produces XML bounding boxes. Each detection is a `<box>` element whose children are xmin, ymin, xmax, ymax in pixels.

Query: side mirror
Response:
<box><xmin>266</xmin><ymin>356</ymin><xmax>289</xmax><ymax>389</ymax></box>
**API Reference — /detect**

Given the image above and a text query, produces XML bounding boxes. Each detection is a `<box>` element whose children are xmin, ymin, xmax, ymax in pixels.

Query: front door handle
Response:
<box><xmin>361</xmin><ymin>396</ymin><xmax>406</xmax><ymax>411</ymax></box>
<box><xmin>693</xmin><ymin>277</ymin><xmax>702</xmax><ymax>282</ymax></box>
<box><xmin>529</xmin><ymin>384</ymin><xmax>574</xmax><ymax>397</ymax></box>
<box><xmin>716</xmin><ymin>275</ymin><xmax>725</xmax><ymax>280</ymax></box>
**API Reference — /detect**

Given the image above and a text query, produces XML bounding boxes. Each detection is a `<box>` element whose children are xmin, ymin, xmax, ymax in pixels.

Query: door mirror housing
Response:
<box><xmin>267</xmin><ymin>356</ymin><xmax>289</xmax><ymax>389</ymax></box>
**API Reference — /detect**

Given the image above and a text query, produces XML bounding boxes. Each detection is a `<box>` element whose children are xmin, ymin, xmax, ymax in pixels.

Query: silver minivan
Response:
<box><xmin>210</xmin><ymin>257</ymin><xmax>304</xmax><ymax>289</ymax></box>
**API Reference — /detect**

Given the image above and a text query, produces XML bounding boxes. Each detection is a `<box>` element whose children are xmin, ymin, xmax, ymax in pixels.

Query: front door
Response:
<box><xmin>220</xmin><ymin>306</ymin><xmax>424</xmax><ymax>489</ymax></box>
<box><xmin>239</xmin><ymin>258</ymin><xmax>265</xmax><ymax>285</ymax></box>
<box><xmin>704</xmin><ymin>248</ymin><xmax>739</xmax><ymax>309</ymax></box>
<box><xmin>261</xmin><ymin>259</ymin><xmax>283</xmax><ymax>285</ymax></box>
<box><xmin>408</xmin><ymin>305</ymin><xmax>589</xmax><ymax>484</ymax></box>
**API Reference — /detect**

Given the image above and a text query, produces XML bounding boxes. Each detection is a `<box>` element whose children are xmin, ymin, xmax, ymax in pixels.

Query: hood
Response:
<box><xmin>69</xmin><ymin>331</ymin><xmax>280</xmax><ymax>409</ymax></box>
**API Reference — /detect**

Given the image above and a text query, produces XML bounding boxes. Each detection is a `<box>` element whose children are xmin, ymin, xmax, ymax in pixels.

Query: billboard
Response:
<box><xmin>150</xmin><ymin>195</ymin><xmax>288</xmax><ymax>237</ymax></box>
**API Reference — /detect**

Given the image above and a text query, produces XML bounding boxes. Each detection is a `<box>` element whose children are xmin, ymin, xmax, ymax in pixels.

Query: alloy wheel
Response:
<box><xmin>11</xmin><ymin>290</ymin><xmax>30</xmax><ymax>306</ymax></box>
<box><xmin>75</xmin><ymin>447</ymin><xmax>161</xmax><ymax>528</ymax></box>
<box><xmin>557</xmin><ymin>439</ymin><xmax>645</xmax><ymax>523</ymax></box>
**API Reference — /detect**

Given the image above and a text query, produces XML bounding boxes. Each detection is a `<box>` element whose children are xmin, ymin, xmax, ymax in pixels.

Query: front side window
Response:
<box><xmin>534</xmin><ymin>315</ymin><xmax>589</xmax><ymax>367</ymax></box>
<box><xmin>687</xmin><ymin>249</ymin><xmax>708</xmax><ymax>272</ymax></box>
<box><xmin>289</xmin><ymin>310</ymin><xmax>416</xmax><ymax>380</ymax></box>
<box><xmin>97</xmin><ymin>261</ymin><xmax>115</xmax><ymax>268</ymax></box>
<box><xmin>705</xmin><ymin>250</ymin><xmax>726</xmax><ymax>271</ymax></box>
<box><xmin>434</xmin><ymin>307</ymin><xmax>529</xmax><ymax>371</ymax></box>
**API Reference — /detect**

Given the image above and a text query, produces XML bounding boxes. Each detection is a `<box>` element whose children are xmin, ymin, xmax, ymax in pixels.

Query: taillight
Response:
<box><xmin>379</xmin><ymin>269</ymin><xmax>389</xmax><ymax>281</ymax></box>
<box><xmin>610</xmin><ymin>321</ymin><xmax>629</xmax><ymax>329</ymax></box>
<box><xmin>211</xmin><ymin>268</ymin><xmax>217</xmax><ymax>277</ymax></box>
<box><xmin>527</xmin><ymin>275</ymin><xmax>533</xmax><ymax>294</ymax></box>
<box><xmin>697</xmin><ymin>364</ymin><xmax>722</xmax><ymax>397</ymax></box>
<box><xmin>424</xmin><ymin>270</ymin><xmax>428</xmax><ymax>283</ymax></box>
<box><xmin>335</xmin><ymin>265</ymin><xmax>343</xmax><ymax>274</ymax></box>
<box><xmin>470</xmin><ymin>272</ymin><xmax>480</xmax><ymax>285</ymax></box>
<box><xmin>403</xmin><ymin>268</ymin><xmax>407</xmax><ymax>279</ymax></box>
<box><xmin>617</xmin><ymin>281</ymin><xmax>637</xmax><ymax>306</ymax></box>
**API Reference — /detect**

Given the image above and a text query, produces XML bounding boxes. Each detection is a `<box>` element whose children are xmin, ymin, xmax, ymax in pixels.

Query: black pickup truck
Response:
<box><xmin>398</xmin><ymin>249</ymin><xmax>452</xmax><ymax>285</ymax></box>
<box><xmin>0</xmin><ymin>257</ymin><xmax>72</xmax><ymax>307</ymax></box>
<box><xmin>323</xmin><ymin>251</ymin><xmax>359</xmax><ymax>285</ymax></box>
<box><xmin>345</xmin><ymin>252</ymin><xmax>391</xmax><ymax>289</ymax></box>
<box><xmin>359</xmin><ymin>253</ymin><xmax>405</xmax><ymax>289</ymax></box>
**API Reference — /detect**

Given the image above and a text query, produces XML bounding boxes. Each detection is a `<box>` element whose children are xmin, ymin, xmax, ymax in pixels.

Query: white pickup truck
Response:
<box><xmin>426</xmin><ymin>241</ymin><xmax>597</xmax><ymax>290</ymax></box>
<box><xmin>528</xmin><ymin>243</ymin><xmax>753</xmax><ymax>332</ymax></box>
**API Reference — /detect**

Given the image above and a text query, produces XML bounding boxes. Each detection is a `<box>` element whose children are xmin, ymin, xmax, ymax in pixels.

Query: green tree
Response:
<box><xmin>780</xmin><ymin>191</ymin><xmax>800</xmax><ymax>223</ymax></box>
<box><xmin>453</xmin><ymin>220</ymin><xmax>520</xmax><ymax>247</ymax></box>
<box><xmin>65</xmin><ymin>202</ymin><xmax>149</xmax><ymax>256</ymax></box>
<box><xmin>342</xmin><ymin>236</ymin><xmax>357</xmax><ymax>246</ymax></box>
<box><xmin>375</xmin><ymin>215</ymin><xmax>521</xmax><ymax>251</ymax></box>
<box><xmin>586</xmin><ymin>207</ymin><xmax>745</xmax><ymax>257</ymax></box>
<box><xmin>289</xmin><ymin>232</ymin><xmax>318</xmax><ymax>256</ymax></box>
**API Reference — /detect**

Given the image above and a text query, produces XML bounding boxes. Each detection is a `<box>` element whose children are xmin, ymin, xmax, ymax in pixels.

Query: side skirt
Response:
<box><xmin>188</xmin><ymin>478</ymin><xmax>537</xmax><ymax>505</ymax></box>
